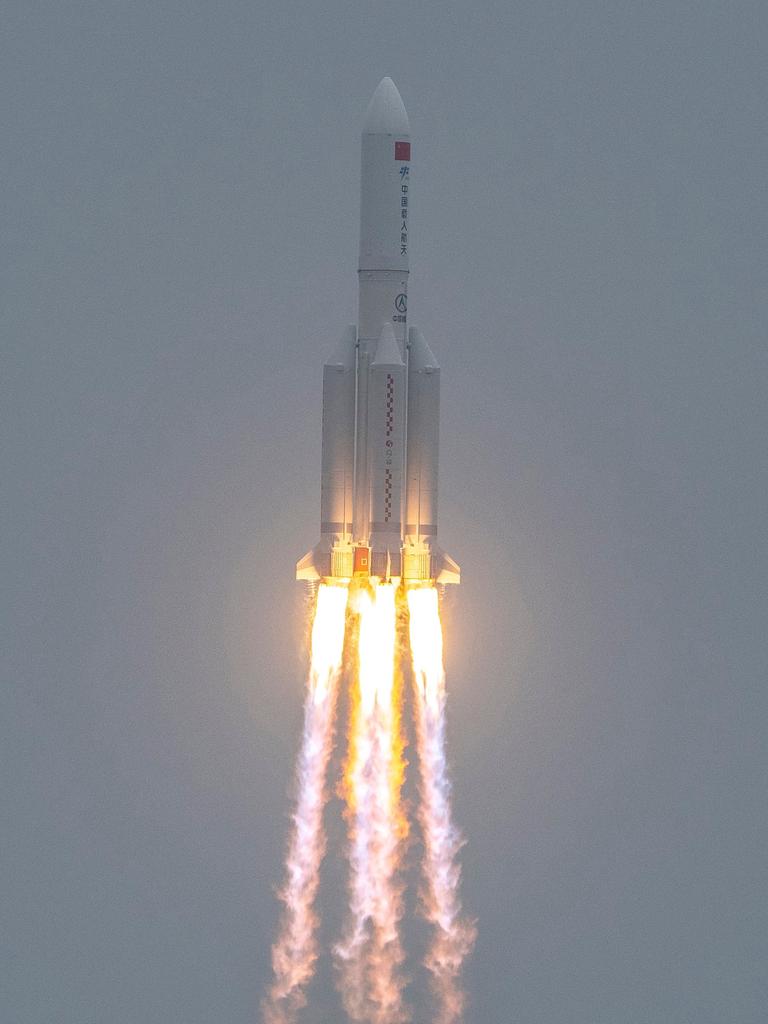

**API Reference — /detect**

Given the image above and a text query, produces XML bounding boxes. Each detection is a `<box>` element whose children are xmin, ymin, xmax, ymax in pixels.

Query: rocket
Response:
<box><xmin>297</xmin><ymin>78</ymin><xmax>460</xmax><ymax>586</ymax></box>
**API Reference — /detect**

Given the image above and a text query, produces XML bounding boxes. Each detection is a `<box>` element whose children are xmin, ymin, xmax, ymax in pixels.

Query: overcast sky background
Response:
<box><xmin>3</xmin><ymin>2</ymin><xmax>766</xmax><ymax>1022</ymax></box>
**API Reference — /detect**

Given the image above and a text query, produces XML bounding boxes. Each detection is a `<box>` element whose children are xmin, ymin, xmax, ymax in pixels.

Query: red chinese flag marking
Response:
<box><xmin>395</xmin><ymin>141</ymin><xmax>411</xmax><ymax>161</ymax></box>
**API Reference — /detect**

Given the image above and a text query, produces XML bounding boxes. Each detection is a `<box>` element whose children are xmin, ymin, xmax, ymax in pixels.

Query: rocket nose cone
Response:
<box><xmin>363</xmin><ymin>77</ymin><xmax>410</xmax><ymax>135</ymax></box>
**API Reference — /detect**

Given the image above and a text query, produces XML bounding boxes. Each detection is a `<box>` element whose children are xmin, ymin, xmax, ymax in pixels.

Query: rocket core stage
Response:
<box><xmin>297</xmin><ymin>78</ymin><xmax>460</xmax><ymax>586</ymax></box>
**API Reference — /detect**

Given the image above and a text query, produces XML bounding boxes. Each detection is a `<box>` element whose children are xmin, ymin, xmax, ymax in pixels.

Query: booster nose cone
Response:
<box><xmin>408</xmin><ymin>326</ymin><xmax>439</xmax><ymax>372</ymax></box>
<box><xmin>363</xmin><ymin>77</ymin><xmax>410</xmax><ymax>136</ymax></box>
<box><xmin>371</xmin><ymin>321</ymin><xmax>405</xmax><ymax>368</ymax></box>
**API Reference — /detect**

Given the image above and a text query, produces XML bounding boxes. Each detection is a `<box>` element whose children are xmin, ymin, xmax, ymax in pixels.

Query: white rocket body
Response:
<box><xmin>297</xmin><ymin>78</ymin><xmax>459</xmax><ymax>585</ymax></box>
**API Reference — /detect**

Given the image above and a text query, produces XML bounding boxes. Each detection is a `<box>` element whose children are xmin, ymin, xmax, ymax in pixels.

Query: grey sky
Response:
<box><xmin>3</xmin><ymin>2</ymin><xmax>766</xmax><ymax>1022</ymax></box>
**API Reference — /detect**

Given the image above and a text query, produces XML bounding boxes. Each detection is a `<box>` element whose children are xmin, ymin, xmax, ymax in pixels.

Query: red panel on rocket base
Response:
<box><xmin>353</xmin><ymin>547</ymin><xmax>371</xmax><ymax>576</ymax></box>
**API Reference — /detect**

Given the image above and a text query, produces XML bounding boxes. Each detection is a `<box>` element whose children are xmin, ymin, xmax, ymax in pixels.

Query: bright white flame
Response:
<box><xmin>408</xmin><ymin>586</ymin><xmax>444</xmax><ymax>701</ymax></box>
<box><xmin>408</xmin><ymin>585</ymin><xmax>475</xmax><ymax>1024</ymax></box>
<box><xmin>336</xmin><ymin>582</ymin><xmax>408</xmax><ymax>1024</ymax></box>
<box><xmin>309</xmin><ymin>582</ymin><xmax>349</xmax><ymax>703</ymax></box>
<box><xmin>356</xmin><ymin>582</ymin><xmax>398</xmax><ymax>713</ymax></box>
<box><xmin>264</xmin><ymin>583</ymin><xmax>348</xmax><ymax>1024</ymax></box>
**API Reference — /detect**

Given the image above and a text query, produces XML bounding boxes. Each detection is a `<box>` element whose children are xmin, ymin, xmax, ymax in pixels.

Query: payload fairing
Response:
<box><xmin>297</xmin><ymin>78</ymin><xmax>459</xmax><ymax>585</ymax></box>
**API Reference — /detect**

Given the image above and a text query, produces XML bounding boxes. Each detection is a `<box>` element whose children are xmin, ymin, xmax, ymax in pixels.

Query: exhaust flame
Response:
<box><xmin>336</xmin><ymin>582</ymin><xmax>408</xmax><ymax>1024</ymax></box>
<box><xmin>407</xmin><ymin>586</ymin><xmax>476</xmax><ymax>1024</ymax></box>
<box><xmin>263</xmin><ymin>583</ymin><xmax>349</xmax><ymax>1024</ymax></box>
<box><xmin>265</xmin><ymin>581</ymin><xmax>474</xmax><ymax>1024</ymax></box>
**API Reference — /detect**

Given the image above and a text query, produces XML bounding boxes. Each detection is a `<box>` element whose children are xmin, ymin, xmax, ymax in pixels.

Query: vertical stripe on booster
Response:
<box><xmin>369</xmin><ymin>325</ymin><xmax>405</xmax><ymax>570</ymax></box>
<box><xmin>385</xmin><ymin>374</ymin><xmax>394</xmax><ymax>522</ymax></box>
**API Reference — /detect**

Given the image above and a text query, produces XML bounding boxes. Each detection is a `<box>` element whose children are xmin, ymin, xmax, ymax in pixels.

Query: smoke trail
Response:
<box><xmin>407</xmin><ymin>586</ymin><xmax>476</xmax><ymax>1024</ymax></box>
<box><xmin>336</xmin><ymin>583</ymin><xmax>408</xmax><ymax>1024</ymax></box>
<box><xmin>263</xmin><ymin>583</ymin><xmax>349</xmax><ymax>1024</ymax></box>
